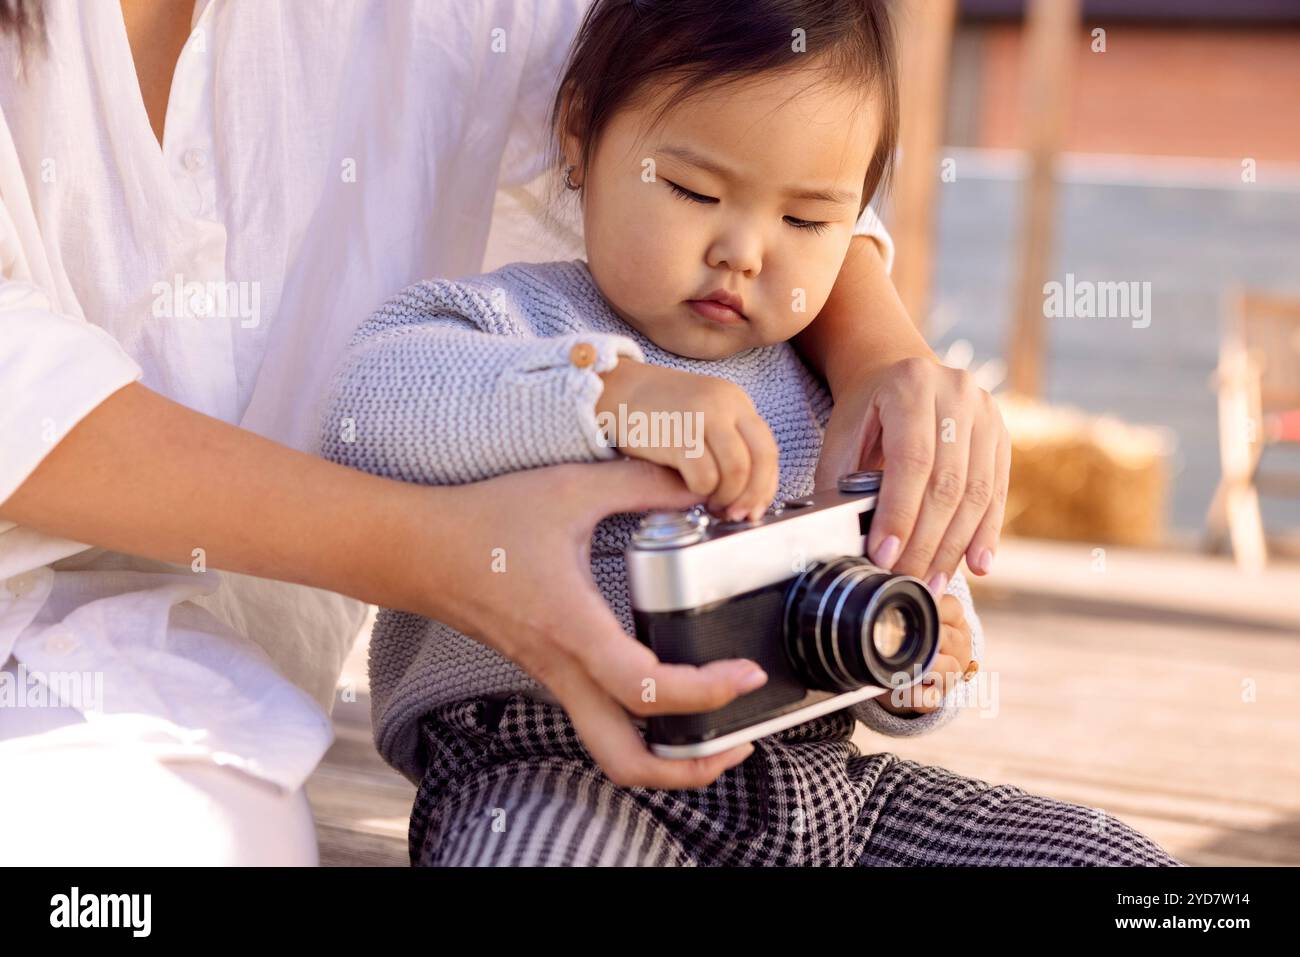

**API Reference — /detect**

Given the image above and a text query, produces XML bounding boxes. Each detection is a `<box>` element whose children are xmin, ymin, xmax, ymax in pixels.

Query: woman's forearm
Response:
<box><xmin>795</xmin><ymin>235</ymin><xmax>936</xmax><ymax>396</ymax></box>
<box><xmin>0</xmin><ymin>381</ymin><xmax>442</xmax><ymax>613</ymax></box>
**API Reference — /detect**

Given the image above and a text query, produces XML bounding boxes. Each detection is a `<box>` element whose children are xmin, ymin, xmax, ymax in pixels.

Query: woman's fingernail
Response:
<box><xmin>927</xmin><ymin>572</ymin><xmax>948</xmax><ymax>596</ymax></box>
<box><xmin>734</xmin><ymin>666</ymin><xmax>768</xmax><ymax>692</ymax></box>
<box><xmin>874</xmin><ymin>535</ymin><xmax>901</xmax><ymax>569</ymax></box>
<box><xmin>924</xmin><ymin>686</ymin><xmax>942</xmax><ymax>708</ymax></box>
<box><xmin>974</xmin><ymin>548</ymin><xmax>994</xmax><ymax>574</ymax></box>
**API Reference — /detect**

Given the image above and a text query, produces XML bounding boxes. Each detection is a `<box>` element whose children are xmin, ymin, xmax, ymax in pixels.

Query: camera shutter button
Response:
<box><xmin>632</xmin><ymin>510</ymin><xmax>707</xmax><ymax>548</ymax></box>
<box><xmin>838</xmin><ymin>470</ymin><xmax>883</xmax><ymax>493</ymax></box>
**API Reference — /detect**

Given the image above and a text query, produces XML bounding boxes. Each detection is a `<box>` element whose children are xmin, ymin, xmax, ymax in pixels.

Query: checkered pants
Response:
<box><xmin>409</xmin><ymin>694</ymin><xmax>1183</xmax><ymax>867</ymax></box>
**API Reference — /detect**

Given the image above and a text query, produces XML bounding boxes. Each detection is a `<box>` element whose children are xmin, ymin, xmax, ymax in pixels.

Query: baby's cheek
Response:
<box><xmin>769</xmin><ymin>262</ymin><xmax>836</xmax><ymax>330</ymax></box>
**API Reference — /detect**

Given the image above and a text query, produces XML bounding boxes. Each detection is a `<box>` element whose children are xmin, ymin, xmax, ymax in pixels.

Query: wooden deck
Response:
<box><xmin>305</xmin><ymin>537</ymin><xmax>1300</xmax><ymax>867</ymax></box>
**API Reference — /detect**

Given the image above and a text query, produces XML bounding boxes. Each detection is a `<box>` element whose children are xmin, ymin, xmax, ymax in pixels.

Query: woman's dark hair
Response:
<box><xmin>548</xmin><ymin>0</ymin><xmax>899</xmax><ymax>216</ymax></box>
<box><xmin>0</xmin><ymin>0</ymin><xmax>45</xmax><ymax>48</ymax></box>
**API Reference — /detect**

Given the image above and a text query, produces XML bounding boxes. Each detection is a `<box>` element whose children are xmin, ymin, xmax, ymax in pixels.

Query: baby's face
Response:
<box><xmin>571</xmin><ymin>70</ymin><xmax>880</xmax><ymax>360</ymax></box>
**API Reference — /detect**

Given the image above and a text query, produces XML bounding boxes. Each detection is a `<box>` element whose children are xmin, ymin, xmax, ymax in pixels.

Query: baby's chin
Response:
<box><xmin>642</xmin><ymin>323</ymin><xmax>761</xmax><ymax>362</ymax></box>
<box><xmin>621</xmin><ymin>307</ymin><xmax>767</xmax><ymax>361</ymax></box>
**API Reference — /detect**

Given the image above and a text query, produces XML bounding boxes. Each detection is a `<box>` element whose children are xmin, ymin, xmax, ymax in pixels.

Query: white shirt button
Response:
<box><xmin>182</xmin><ymin>147</ymin><xmax>207</xmax><ymax>172</ymax></box>
<box><xmin>43</xmin><ymin>629</ymin><xmax>77</xmax><ymax>657</ymax></box>
<box><xmin>5</xmin><ymin>571</ymin><xmax>39</xmax><ymax>598</ymax></box>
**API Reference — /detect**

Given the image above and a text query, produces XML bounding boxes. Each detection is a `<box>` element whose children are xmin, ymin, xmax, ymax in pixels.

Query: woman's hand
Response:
<box><xmin>815</xmin><ymin>356</ymin><xmax>1010</xmax><ymax>591</ymax></box>
<box><xmin>596</xmin><ymin>358</ymin><xmax>780</xmax><ymax>522</ymax></box>
<box><xmin>875</xmin><ymin>592</ymin><xmax>973</xmax><ymax>716</ymax></box>
<box><xmin>0</xmin><ymin>383</ymin><xmax>762</xmax><ymax>791</ymax></box>
<box><xmin>403</xmin><ymin>457</ymin><xmax>769</xmax><ymax>790</ymax></box>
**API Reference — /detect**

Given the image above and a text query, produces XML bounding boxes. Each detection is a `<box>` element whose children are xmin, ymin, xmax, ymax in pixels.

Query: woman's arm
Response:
<box><xmin>0</xmin><ymin>382</ymin><xmax>455</xmax><ymax>615</ymax></box>
<box><xmin>795</xmin><ymin>235</ymin><xmax>933</xmax><ymax>395</ymax></box>
<box><xmin>0</xmin><ymin>381</ymin><xmax>765</xmax><ymax>790</ymax></box>
<box><xmin>795</xmin><ymin>235</ymin><xmax>1011</xmax><ymax>589</ymax></box>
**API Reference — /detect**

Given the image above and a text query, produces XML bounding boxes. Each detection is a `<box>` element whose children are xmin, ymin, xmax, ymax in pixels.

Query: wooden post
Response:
<box><xmin>1005</xmin><ymin>0</ymin><xmax>1082</xmax><ymax>398</ymax></box>
<box><xmin>890</xmin><ymin>0</ymin><xmax>958</xmax><ymax>335</ymax></box>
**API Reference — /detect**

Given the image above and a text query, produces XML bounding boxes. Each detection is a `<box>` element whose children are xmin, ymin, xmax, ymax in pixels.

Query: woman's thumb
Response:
<box><xmin>579</xmin><ymin>458</ymin><xmax>705</xmax><ymax>520</ymax></box>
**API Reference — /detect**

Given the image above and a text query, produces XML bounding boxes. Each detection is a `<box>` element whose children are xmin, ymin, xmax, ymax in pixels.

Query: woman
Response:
<box><xmin>0</xmin><ymin>0</ymin><xmax>1009</xmax><ymax>865</ymax></box>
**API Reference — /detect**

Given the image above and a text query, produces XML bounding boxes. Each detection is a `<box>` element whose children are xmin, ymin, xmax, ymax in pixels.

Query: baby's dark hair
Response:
<box><xmin>547</xmin><ymin>0</ymin><xmax>899</xmax><ymax>217</ymax></box>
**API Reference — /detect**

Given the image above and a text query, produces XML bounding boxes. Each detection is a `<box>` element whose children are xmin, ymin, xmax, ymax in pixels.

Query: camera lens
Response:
<box><xmin>872</xmin><ymin>604</ymin><xmax>909</xmax><ymax>659</ymax></box>
<box><xmin>784</xmin><ymin>557</ymin><xmax>938</xmax><ymax>692</ymax></box>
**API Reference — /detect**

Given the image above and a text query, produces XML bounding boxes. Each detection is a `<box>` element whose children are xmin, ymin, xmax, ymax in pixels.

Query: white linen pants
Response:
<box><xmin>0</xmin><ymin>656</ymin><xmax>319</xmax><ymax>866</ymax></box>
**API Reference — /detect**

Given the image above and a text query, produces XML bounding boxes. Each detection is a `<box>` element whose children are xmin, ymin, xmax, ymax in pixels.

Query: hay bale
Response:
<box><xmin>998</xmin><ymin>396</ymin><xmax>1174</xmax><ymax>546</ymax></box>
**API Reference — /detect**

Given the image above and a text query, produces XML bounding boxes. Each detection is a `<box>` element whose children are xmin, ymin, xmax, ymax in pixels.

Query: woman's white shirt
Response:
<box><xmin>0</xmin><ymin>0</ymin><xmax>894</xmax><ymax>792</ymax></box>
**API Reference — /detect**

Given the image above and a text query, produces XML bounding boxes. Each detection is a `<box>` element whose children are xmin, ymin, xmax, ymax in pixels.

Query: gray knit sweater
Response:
<box><xmin>318</xmin><ymin>259</ymin><xmax>984</xmax><ymax>784</ymax></box>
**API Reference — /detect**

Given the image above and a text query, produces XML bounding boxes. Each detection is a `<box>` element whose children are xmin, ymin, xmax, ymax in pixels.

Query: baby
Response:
<box><xmin>319</xmin><ymin>0</ymin><xmax>985</xmax><ymax>865</ymax></box>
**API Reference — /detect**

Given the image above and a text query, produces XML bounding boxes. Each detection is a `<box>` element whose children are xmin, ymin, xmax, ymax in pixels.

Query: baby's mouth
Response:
<box><xmin>685</xmin><ymin>298</ymin><xmax>748</xmax><ymax>326</ymax></box>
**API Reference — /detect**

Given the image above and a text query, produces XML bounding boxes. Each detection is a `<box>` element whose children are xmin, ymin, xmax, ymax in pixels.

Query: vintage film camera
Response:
<box><xmin>627</xmin><ymin>471</ymin><xmax>939</xmax><ymax>758</ymax></box>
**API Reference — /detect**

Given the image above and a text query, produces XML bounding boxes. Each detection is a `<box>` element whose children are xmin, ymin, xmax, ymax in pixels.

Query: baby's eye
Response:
<box><xmin>784</xmin><ymin>216</ymin><xmax>831</xmax><ymax>236</ymax></box>
<box><xmin>665</xmin><ymin>179</ymin><xmax>718</xmax><ymax>204</ymax></box>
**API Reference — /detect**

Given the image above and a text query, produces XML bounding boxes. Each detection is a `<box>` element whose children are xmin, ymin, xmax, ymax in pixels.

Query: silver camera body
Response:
<box><xmin>626</xmin><ymin>470</ymin><xmax>940</xmax><ymax>758</ymax></box>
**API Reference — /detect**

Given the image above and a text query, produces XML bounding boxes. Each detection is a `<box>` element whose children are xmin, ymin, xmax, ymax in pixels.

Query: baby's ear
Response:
<box><xmin>556</xmin><ymin>85</ymin><xmax>587</xmax><ymax>176</ymax></box>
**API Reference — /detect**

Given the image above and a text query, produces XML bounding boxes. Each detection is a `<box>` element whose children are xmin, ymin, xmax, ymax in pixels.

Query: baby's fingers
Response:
<box><xmin>937</xmin><ymin>617</ymin><xmax>973</xmax><ymax>675</ymax></box>
<box><xmin>938</xmin><ymin>592</ymin><xmax>967</xmax><ymax>626</ymax></box>
<box><xmin>705</xmin><ymin>424</ymin><xmax>752</xmax><ymax>517</ymax></box>
<box><xmin>890</xmin><ymin>653</ymin><xmax>962</xmax><ymax>713</ymax></box>
<box><xmin>735</xmin><ymin>415</ymin><xmax>780</xmax><ymax>522</ymax></box>
<box><xmin>675</xmin><ymin>448</ymin><xmax>721</xmax><ymax>498</ymax></box>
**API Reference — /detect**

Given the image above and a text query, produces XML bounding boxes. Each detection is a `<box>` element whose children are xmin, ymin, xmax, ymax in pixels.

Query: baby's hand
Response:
<box><xmin>596</xmin><ymin>358</ymin><xmax>779</xmax><ymax>521</ymax></box>
<box><xmin>876</xmin><ymin>592</ymin><xmax>974</xmax><ymax>716</ymax></box>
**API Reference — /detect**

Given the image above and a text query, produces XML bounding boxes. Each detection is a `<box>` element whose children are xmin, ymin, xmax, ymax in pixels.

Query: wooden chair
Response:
<box><xmin>1205</xmin><ymin>291</ymin><xmax>1300</xmax><ymax>572</ymax></box>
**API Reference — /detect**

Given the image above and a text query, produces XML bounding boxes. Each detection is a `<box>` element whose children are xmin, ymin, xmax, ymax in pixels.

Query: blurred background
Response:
<box><xmin>861</xmin><ymin>0</ymin><xmax>1300</xmax><ymax>868</ymax></box>
<box><xmin>309</xmin><ymin>0</ymin><xmax>1300</xmax><ymax>866</ymax></box>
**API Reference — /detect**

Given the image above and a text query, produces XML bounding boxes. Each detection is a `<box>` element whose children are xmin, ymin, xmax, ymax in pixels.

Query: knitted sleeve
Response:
<box><xmin>847</xmin><ymin>569</ymin><xmax>984</xmax><ymax>737</ymax></box>
<box><xmin>316</xmin><ymin>275</ymin><xmax>645</xmax><ymax>485</ymax></box>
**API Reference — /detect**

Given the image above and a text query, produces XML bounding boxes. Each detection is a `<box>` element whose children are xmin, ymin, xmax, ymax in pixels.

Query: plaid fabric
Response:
<box><xmin>409</xmin><ymin>694</ymin><xmax>1183</xmax><ymax>867</ymax></box>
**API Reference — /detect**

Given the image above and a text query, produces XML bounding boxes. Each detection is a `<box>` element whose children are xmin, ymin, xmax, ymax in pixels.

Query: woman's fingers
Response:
<box><xmin>569</xmin><ymin>457</ymin><xmax>702</xmax><ymax>518</ymax></box>
<box><xmin>444</xmin><ymin>459</ymin><xmax>767</xmax><ymax>791</ymax></box>
<box><xmin>892</xmin><ymin>387</ymin><xmax>975</xmax><ymax>583</ymax></box>
<box><xmin>965</xmin><ymin>420</ymin><xmax>1011</xmax><ymax>576</ymax></box>
<box><xmin>865</xmin><ymin>365</ymin><xmax>936</xmax><ymax>570</ymax></box>
<box><xmin>540</xmin><ymin>582</ymin><xmax>768</xmax><ymax>717</ymax></box>
<box><xmin>840</xmin><ymin>359</ymin><xmax>1008</xmax><ymax>584</ymax></box>
<box><xmin>547</xmin><ymin>460</ymin><xmax>770</xmax><ymax>717</ymax></box>
<box><xmin>543</xmin><ymin>651</ymin><xmax>755</xmax><ymax>790</ymax></box>
<box><xmin>923</xmin><ymin>412</ymin><xmax>999</xmax><ymax>585</ymax></box>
